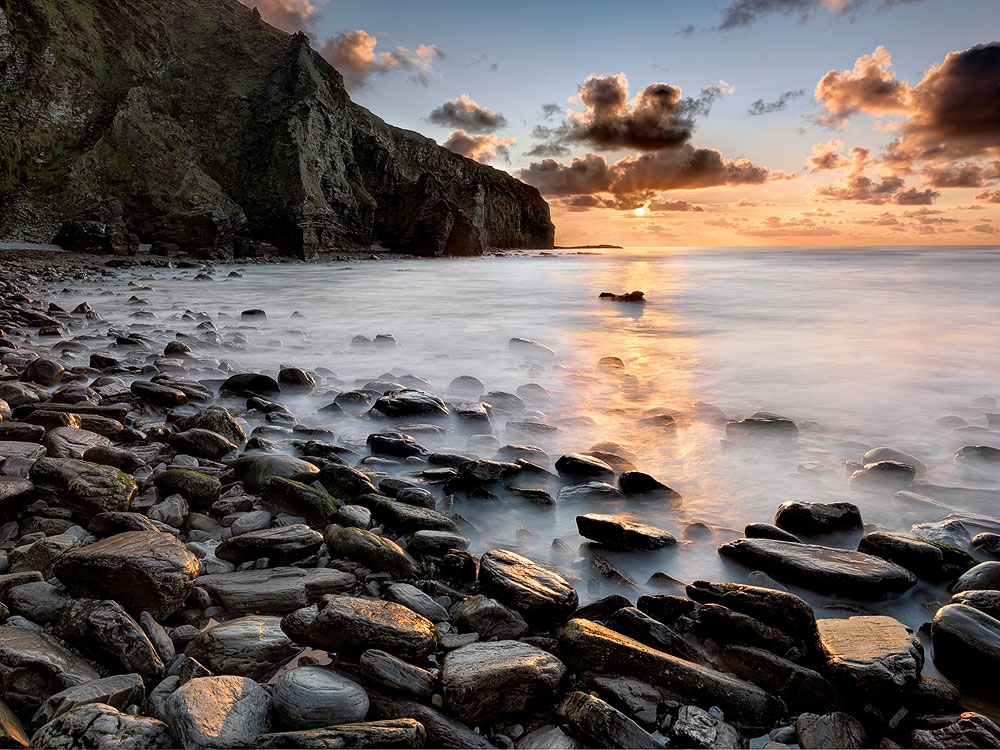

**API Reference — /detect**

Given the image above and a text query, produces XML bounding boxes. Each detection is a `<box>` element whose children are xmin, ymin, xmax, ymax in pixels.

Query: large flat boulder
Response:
<box><xmin>165</xmin><ymin>675</ymin><xmax>272</xmax><ymax>749</ymax></box>
<box><xmin>479</xmin><ymin>549</ymin><xmax>578</xmax><ymax>625</ymax></box>
<box><xmin>197</xmin><ymin>567</ymin><xmax>355</xmax><ymax>616</ymax></box>
<box><xmin>817</xmin><ymin>615</ymin><xmax>923</xmax><ymax>698</ymax></box>
<box><xmin>718</xmin><ymin>538</ymin><xmax>916</xmax><ymax>600</ymax></box>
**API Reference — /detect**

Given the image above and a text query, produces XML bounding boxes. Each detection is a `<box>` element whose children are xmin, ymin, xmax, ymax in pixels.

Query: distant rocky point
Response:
<box><xmin>0</xmin><ymin>0</ymin><xmax>554</xmax><ymax>259</ymax></box>
<box><xmin>554</xmin><ymin>244</ymin><xmax>623</xmax><ymax>250</ymax></box>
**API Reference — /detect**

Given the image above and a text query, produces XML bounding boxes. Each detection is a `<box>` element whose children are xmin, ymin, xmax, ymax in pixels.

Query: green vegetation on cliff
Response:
<box><xmin>0</xmin><ymin>0</ymin><xmax>554</xmax><ymax>256</ymax></box>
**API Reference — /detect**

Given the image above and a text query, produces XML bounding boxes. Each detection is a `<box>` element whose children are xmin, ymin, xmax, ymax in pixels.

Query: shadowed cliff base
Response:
<box><xmin>0</xmin><ymin>0</ymin><xmax>554</xmax><ymax>259</ymax></box>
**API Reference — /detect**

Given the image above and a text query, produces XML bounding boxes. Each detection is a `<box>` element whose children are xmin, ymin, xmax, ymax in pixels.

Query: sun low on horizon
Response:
<box><xmin>243</xmin><ymin>0</ymin><xmax>998</xmax><ymax>248</ymax></box>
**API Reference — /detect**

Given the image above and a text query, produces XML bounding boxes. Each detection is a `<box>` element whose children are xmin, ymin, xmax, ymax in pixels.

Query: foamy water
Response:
<box><xmin>46</xmin><ymin>246</ymin><xmax>1000</xmax><ymax>646</ymax></box>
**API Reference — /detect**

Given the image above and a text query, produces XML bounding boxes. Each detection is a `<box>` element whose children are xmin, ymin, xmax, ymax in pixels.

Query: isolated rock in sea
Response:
<box><xmin>849</xmin><ymin>460</ymin><xmax>917</xmax><ymax>490</ymax></box>
<box><xmin>726</xmin><ymin>411</ymin><xmax>798</xmax><ymax>440</ymax></box>
<box><xmin>442</xmin><ymin>640</ymin><xmax>566</xmax><ymax>724</ymax></box>
<box><xmin>773</xmin><ymin>500</ymin><xmax>863</xmax><ymax>535</ymax></box>
<box><xmin>555</xmin><ymin>453</ymin><xmax>616</xmax><ymax>480</ymax></box>
<box><xmin>52</xmin><ymin>531</ymin><xmax>199</xmax><ymax>618</ymax></box>
<box><xmin>718</xmin><ymin>538</ymin><xmax>917</xmax><ymax>600</ymax></box>
<box><xmin>576</xmin><ymin>513</ymin><xmax>676</xmax><ymax>551</ymax></box>
<box><xmin>618</xmin><ymin>470</ymin><xmax>680</xmax><ymax>498</ymax></box>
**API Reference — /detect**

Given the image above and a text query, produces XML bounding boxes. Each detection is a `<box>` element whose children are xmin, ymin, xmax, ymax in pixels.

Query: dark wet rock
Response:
<box><xmin>250</xmin><ymin>718</ymin><xmax>426</xmax><ymax>749</ymax></box>
<box><xmin>81</xmin><ymin>445</ymin><xmax>146</xmax><ymax>474</ymax></box>
<box><xmin>718</xmin><ymin>644</ymin><xmax>839</xmax><ymax>714</ymax></box>
<box><xmin>453</xmin><ymin>595</ymin><xmax>528</xmax><ymax>640</ymax></box>
<box><xmin>576</xmin><ymin>513</ymin><xmax>676</xmax><ymax>551</ymax></box>
<box><xmin>599</xmin><ymin>290</ymin><xmax>645</xmax><ymax>303</ymax></box>
<box><xmin>373</xmin><ymin>498</ymin><xmax>457</xmax><ymax>534</ymax></box>
<box><xmin>744</xmin><ymin>522</ymin><xmax>801</xmax><ymax>542</ymax></box>
<box><xmin>0</xmin><ymin>441</ymin><xmax>45</xmax><ymax>461</ymax></box>
<box><xmin>215</xmin><ymin>524</ymin><xmax>323</xmax><ymax>566</ymax></box>
<box><xmin>555</xmin><ymin>453</ymin><xmax>615</xmax><ymax>480</ymax></box>
<box><xmin>178</xmin><ymin>407</ymin><xmax>247</xmax><ymax>447</ymax></box>
<box><xmin>88</xmin><ymin>511</ymin><xmax>161</xmax><ymax>536</ymax></box>
<box><xmin>270</xmin><ymin>667</ymin><xmax>368</xmax><ymax>730</ymax></box>
<box><xmin>31</xmin><ymin>673</ymin><xmax>146</xmax><ymax>732</ymax></box>
<box><xmin>850</xmin><ymin>458</ymin><xmax>918</xmax><ymax>491</ymax></box>
<box><xmin>635</xmin><ymin>593</ymin><xmax>696</xmax><ymax>626</ymax></box>
<box><xmin>259</xmin><ymin>476</ymin><xmax>339</xmax><ymax>528</ymax></box>
<box><xmin>951</xmin><ymin>560</ymin><xmax>1000</xmax><ymax>593</ymax></box>
<box><xmin>359</xmin><ymin>649</ymin><xmax>436</xmax><ymax>700</ymax></box>
<box><xmin>726</xmin><ymin>412</ymin><xmax>798</xmax><ymax>440</ymax></box>
<box><xmin>618</xmin><ymin>471</ymin><xmax>680</xmax><ymax>498</ymax></box>
<box><xmin>608</xmin><ymin>607</ymin><xmax>707</xmax><ymax>665</ymax></box>
<box><xmin>6</xmin><ymin>581</ymin><xmax>69</xmax><ymax>624</ymax></box>
<box><xmin>950</xmin><ymin>589</ymin><xmax>1000</xmax><ymax>620</ymax></box>
<box><xmin>686</xmin><ymin>581</ymin><xmax>820</xmax><ymax>650</ymax></box>
<box><xmin>817</xmin><ymin>615</ymin><xmax>923</xmax><ymax>700</ymax></box>
<box><xmin>53</xmin><ymin>598</ymin><xmax>165</xmax><ymax>684</ymax></box>
<box><xmin>367</xmin><ymin>691</ymin><xmax>493</xmax><ymax>749</ymax></box>
<box><xmin>324</xmin><ymin>526</ymin><xmax>421</xmax><ymax>579</ymax></box>
<box><xmin>795</xmin><ymin>711</ymin><xmax>867</xmax><ymax>749</ymax></box>
<box><xmin>559</xmin><ymin>618</ymin><xmax>781</xmax><ymax>732</ymax></box>
<box><xmin>9</xmin><ymin>534</ymin><xmax>79</xmax><ymax>578</ymax></box>
<box><xmin>335</xmin><ymin>504</ymin><xmax>372</xmax><ymax>529</ymax></box>
<box><xmin>479</xmin><ymin>548</ymin><xmax>578</xmax><ymax>626</ymax></box>
<box><xmin>864</xmin><ymin>446</ymin><xmax>926</xmax><ymax>476</ymax></box>
<box><xmin>931</xmin><ymin>603</ymin><xmax>1000</xmax><ymax>688</ymax></box>
<box><xmin>495</xmin><ymin>443</ymin><xmax>547</xmax><ymax>465</ymax></box>
<box><xmin>718</xmin><ymin>538</ymin><xmax>917</xmax><ymax>600</ymax></box>
<box><xmin>443</xmin><ymin>640</ymin><xmax>566</xmax><ymax>724</ymax></box>
<box><xmin>906</xmin><ymin>711</ymin><xmax>1000</xmax><ymax>749</ymax></box>
<box><xmin>277</xmin><ymin>367</ymin><xmax>317</xmax><ymax>393</ymax></box>
<box><xmin>858</xmin><ymin>531</ymin><xmax>978</xmax><ymax>583</ymax></box>
<box><xmin>313</xmin><ymin>463</ymin><xmax>378</xmax><ymax>502</ymax></box>
<box><xmin>371</xmin><ymin>389</ymin><xmax>449</xmax><ymax>419</ymax></box>
<box><xmin>588</xmin><ymin>674</ymin><xmax>659</xmax><ymax>730</ymax></box>
<box><xmin>282</xmin><ymin>595</ymin><xmax>439</xmax><ymax>660</ymax></box>
<box><xmin>696</xmin><ymin>603</ymin><xmax>800</xmax><ymax>660</ymax></box>
<box><xmin>557</xmin><ymin>691</ymin><xmax>663</xmax><ymax>749</ymax></box>
<box><xmin>456</xmin><ymin>459</ymin><xmax>521</xmax><ymax>483</ymax></box>
<box><xmin>972</xmin><ymin>532</ymin><xmax>1000</xmax><ymax>557</ymax></box>
<box><xmin>505</xmin><ymin>486</ymin><xmax>556</xmax><ymax>505</ymax></box>
<box><xmin>42</xmin><ymin>425</ymin><xmax>110</xmax><ymax>459</ymax></box>
<box><xmin>557</xmin><ymin>481</ymin><xmax>624</xmax><ymax>503</ymax></box>
<box><xmin>29</xmin><ymin>457</ymin><xmax>137</xmax><ymax>519</ymax></box>
<box><xmin>152</xmin><ymin>468</ymin><xmax>221</xmax><ymax>507</ymax></box>
<box><xmin>169</xmin><ymin>428</ymin><xmax>238</xmax><ymax>461</ymax></box>
<box><xmin>0</xmin><ymin>477</ymin><xmax>34</xmax><ymax>520</ymax></box>
<box><xmin>368</xmin><ymin>431</ymin><xmax>429</xmax><ymax>458</ymax></box>
<box><xmin>219</xmin><ymin>373</ymin><xmax>281</xmax><ymax>397</ymax></box>
<box><xmin>231</xmin><ymin>454</ymin><xmax>318</xmax><ymax>493</ymax></box>
<box><xmin>165</xmin><ymin>675</ymin><xmax>272</xmax><ymax>749</ymax></box>
<box><xmin>955</xmin><ymin>444</ymin><xmax>1000</xmax><ymax>465</ymax></box>
<box><xmin>185</xmin><ymin>616</ymin><xmax>298</xmax><ymax>683</ymax></box>
<box><xmin>130</xmin><ymin>379</ymin><xmax>189</xmax><ymax>407</ymax></box>
<box><xmin>0</xmin><ymin>625</ymin><xmax>101</xmax><ymax>715</ymax></box>
<box><xmin>0</xmin><ymin>421</ymin><xmax>45</xmax><ymax>443</ymax></box>
<box><xmin>30</xmin><ymin>702</ymin><xmax>173</xmax><ymax>749</ymax></box>
<box><xmin>52</xmin><ymin>531</ymin><xmax>199</xmax><ymax>619</ymax></box>
<box><xmin>516</xmin><ymin>724</ymin><xmax>584</xmax><ymax>749</ymax></box>
<box><xmin>198</xmin><ymin>566</ymin><xmax>354</xmax><ymax>616</ymax></box>
<box><xmin>407</xmin><ymin>528</ymin><xmax>470</xmax><ymax>556</ymax></box>
<box><xmin>670</xmin><ymin>704</ymin><xmax>743</xmax><ymax>750</ymax></box>
<box><xmin>20</xmin><ymin>357</ymin><xmax>65</xmax><ymax>387</ymax></box>
<box><xmin>773</xmin><ymin>500</ymin><xmax>863</xmax><ymax>535</ymax></box>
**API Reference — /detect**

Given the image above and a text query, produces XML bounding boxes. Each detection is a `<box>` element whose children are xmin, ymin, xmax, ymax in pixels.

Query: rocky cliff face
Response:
<box><xmin>0</xmin><ymin>0</ymin><xmax>554</xmax><ymax>257</ymax></box>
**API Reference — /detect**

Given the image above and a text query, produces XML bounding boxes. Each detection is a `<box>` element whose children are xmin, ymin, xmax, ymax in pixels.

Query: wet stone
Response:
<box><xmin>849</xmin><ymin>460</ymin><xmax>917</xmax><ymax>491</ymax></box>
<box><xmin>555</xmin><ymin>453</ymin><xmax>615</xmax><ymax>480</ymax></box>
<box><xmin>670</xmin><ymin>704</ymin><xmax>743</xmax><ymax>750</ymax></box>
<box><xmin>906</xmin><ymin>712</ymin><xmax>1000</xmax><ymax>749</ymax></box>
<box><xmin>360</xmin><ymin>648</ymin><xmax>436</xmax><ymax>699</ymax></box>
<box><xmin>30</xmin><ymin>673</ymin><xmax>146</xmax><ymax>733</ymax></box>
<box><xmin>453</xmin><ymin>595</ymin><xmax>529</xmax><ymax>640</ymax></box>
<box><xmin>165</xmin><ymin>675</ymin><xmax>272</xmax><ymax>749</ymax></box>
<box><xmin>556</xmin><ymin>691</ymin><xmax>663</xmax><ymax>750</ymax></box>
<box><xmin>30</xmin><ymin>703</ymin><xmax>173</xmax><ymax>749</ymax></box>
<box><xmin>618</xmin><ymin>470</ymin><xmax>680</xmax><ymax>498</ymax></box>
<box><xmin>576</xmin><ymin>513</ymin><xmax>676</xmax><ymax>551</ymax></box>
<box><xmin>950</xmin><ymin>560</ymin><xmax>1000</xmax><ymax>593</ymax></box>
<box><xmin>29</xmin><ymin>457</ymin><xmax>137</xmax><ymax>519</ymax></box>
<box><xmin>197</xmin><ymin>566</ymin><xmax>354</xmax><ymax>615</ymax></box>
<box><xmin>152</xmin><ymin>468</ymin><xmax>221</xmax><ymax>507</ymax></box>
<box><xmin>0</xmin><ymin>625</ymin><xmax>102</xmax><ymax>715</ymax></box>
<box><xmin>859</xmin><ymin>530</ymin><xmax>978</xmax><ymax>583</ymax></box>
<box><xmin>325</xmin><ymin>526</ymin><xmax>422</xmax><ymax>579</ymax></box>
<box><xmin>795</xmin><ymin>711</ymin><xmax>867</xmax><ymax>750</ymax></box>
<box><xmin>185</xmin><ymin>615</ymin><xmax>298</xmax><ymax>683</ymax></box>
<box><xmin>479</xmin><ymin>548</ymin><xmax>579</xmax><ymax>626</ymax></box>
<box><xmin>773</xmin><ymin>500</ymin><xmax>863</xmax><ymax>535</ymax></box>
<box><xmin>270</xmin><ymin>667</ymin><xmax>368</xmax><ymax>730</ymax></box>
<box><xmin>930</xmin><ymin>603</ymin><xmax>1000</xmax><ymax>687</ymax></box>
<box><xmin>407</xmin><ymin>528</ymin><xmax>470</xmax><ymax>556</ymax></box>
<box><xmin>817</xmin><ymin>615</ymin><xmax>923</xmax><ymax>697</ymax></box>
<box><xmin>259</xmin><ymin>476</ymin><xmax>340</xmax><ymax>528</ymax></box>
<box><xmin>557</xmin><ymin>481</ymin><xmax>625</xmax><ymax>503</ymax></box>
<box><xmin>950</xmin><ymin>589</ymin><xmax>1000</xmax><ymax>620</ymax></box>
<box><xmin>215</xmin><ymin>524</ymin><xmax>323</xmax><ymax>566</ymax></box>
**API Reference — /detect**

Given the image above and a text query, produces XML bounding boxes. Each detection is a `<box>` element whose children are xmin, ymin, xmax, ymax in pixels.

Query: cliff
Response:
<box><xmin>0</xmin><ymin>0</ymin><xmax>554</xmax><ymax>257</ymax></box>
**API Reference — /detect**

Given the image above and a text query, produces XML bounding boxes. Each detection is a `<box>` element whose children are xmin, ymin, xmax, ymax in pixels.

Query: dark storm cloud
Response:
<box><xmin>716</xmin><ymin>0</ymin><xmax>926</xmax><ymax>30</ymax></box>
<box><xmin>427</xmin><ymin>94</ymin><xmax>508</xmax><ymax>133</ymax></box>
<box><xmin>518</xmin><ymin>154</ymin><xmax>614</xmax><ymax>196</ymax></box>
<box><xmin>540</xmin><ymin>103</ymin><xmax>562</xmax><ymax>120</ymax></box>
<box><xmin>748</xmin><ymin>89</ymin><xmax>806</xmax><ymax>115</ymax></box>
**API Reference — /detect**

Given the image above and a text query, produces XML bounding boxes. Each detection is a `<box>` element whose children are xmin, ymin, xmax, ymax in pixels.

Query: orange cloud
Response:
<box><xmin>814</xmin><ymin>45</ymin><xmax>911</xmax><ymax>125</ymax></box>
<box><xmin>441</xmin><ymin>131</ymin><xmax>516</xmax><ymax>164</ymax></box>
<box><xmin>240</xmin><ymin>0</ymin><xmax>323</xmax><ymax>34</ymax></box>
<box><xmin>320</xmin><ymin>30</ymin><xmax>445</xmax><ymax>90</ymax></box>
<box><xmin>806</xmin><ymin>138</ymin><xmax>850</xmax><ymax>171</ymax></box>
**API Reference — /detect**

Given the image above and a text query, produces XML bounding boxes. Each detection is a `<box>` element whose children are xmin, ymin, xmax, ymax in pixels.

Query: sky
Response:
<box><xmin>239</xmin><ymin>0</ymin><xmax>999</xmax><ymax>247</ymax></box>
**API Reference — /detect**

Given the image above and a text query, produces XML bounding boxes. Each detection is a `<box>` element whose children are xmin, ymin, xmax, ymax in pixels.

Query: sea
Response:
<box><xmin>36</xmin><ymin>244</ymin><xmax>1000</xmax><ymax>691</ymax></box>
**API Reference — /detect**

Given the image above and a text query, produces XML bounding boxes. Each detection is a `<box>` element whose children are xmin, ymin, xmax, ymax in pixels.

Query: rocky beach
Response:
<box><xmin>0</xmin><ymin>248</ymin><xmax>997</xmax><ymax>749</ymax></box>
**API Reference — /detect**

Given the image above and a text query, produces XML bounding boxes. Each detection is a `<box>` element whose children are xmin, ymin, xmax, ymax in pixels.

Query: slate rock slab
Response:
<box><xmin>479</xmin><ymin>548</ymin><xmax>578</xmax><ymax>625</ymax></box>
<box><xmin>165</xmin><ymin>675</ymin><xmax>272</xmax><ymax>749</ymax></box>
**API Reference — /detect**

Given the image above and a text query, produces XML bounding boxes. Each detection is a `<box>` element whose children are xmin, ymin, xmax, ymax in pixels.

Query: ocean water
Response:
<box><xmin>50</xmin><ymin>246</ymin><xmax>1000</xmax><ymax>655</ymax></box>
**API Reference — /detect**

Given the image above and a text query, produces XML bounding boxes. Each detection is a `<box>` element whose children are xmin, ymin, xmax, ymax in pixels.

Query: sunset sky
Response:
<box><xmin>241</xmin><ymin>0</ymin><xmax>998</xmax><ymax>247</ymax></box>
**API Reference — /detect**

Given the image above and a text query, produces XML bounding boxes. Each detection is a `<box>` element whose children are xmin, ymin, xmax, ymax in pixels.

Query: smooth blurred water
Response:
<box><xmin>55</xmin><ymin>246</ymin><xmax>1000</xmax><ymax>637</ymax></box>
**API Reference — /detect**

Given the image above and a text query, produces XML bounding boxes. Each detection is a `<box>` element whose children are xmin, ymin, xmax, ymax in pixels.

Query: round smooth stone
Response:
<box><xmin>271</xmin><ymin>666</ymin><xmax>369</xmax><ymax>729</ymax></box>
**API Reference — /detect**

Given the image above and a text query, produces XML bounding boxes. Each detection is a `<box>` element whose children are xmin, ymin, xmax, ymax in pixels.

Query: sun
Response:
<box><xmin>633</xmin><ymin>206</ymin><xmax>647</xmax><ymax>217</ymax></box>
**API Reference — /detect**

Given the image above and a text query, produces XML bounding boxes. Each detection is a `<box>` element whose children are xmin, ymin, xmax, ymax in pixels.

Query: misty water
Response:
<box><xmin>50</xmin><ymin>245</ymin><xmax>1000</xmax><ymax>680</ymax></box>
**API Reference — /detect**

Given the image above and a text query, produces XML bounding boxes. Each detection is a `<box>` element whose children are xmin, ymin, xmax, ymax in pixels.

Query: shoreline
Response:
<box><xmin>0</xmin><ymin>252</ymin><xmax>998</xmax><ymax>748</ymax></box>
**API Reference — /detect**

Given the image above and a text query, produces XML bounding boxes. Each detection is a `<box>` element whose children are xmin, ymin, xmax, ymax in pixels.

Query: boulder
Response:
<box><xmin>685</xmin><ymin>581</ymin><xmax>820</xmax><ymax>649</ymax></box>
<box><xmin>169</xmin><ymin>428</ymin><xmax>238</xmax><ymax>461</ymax></box>
<box><xmin>817</xmin><ymin>615</ymin><xmax>923</xmax><ymax>698</ymax></box>
<box><xmin>442</xmin><ymin>640</ymin><xmax>566</xmax><ymax>724</ymax></box>
<box><xmin>930</xmin><ymin>603</ymin><xmax>1000</xmax><ymax>686</ymax></box>
<box><xmin>370</xmin><ymin>390</ymin><xmax>449</xmax><ymax>419</ymax></box>
<box><xmin>359</xmin><ymin>649</ymin><xmax>436</xmax><ymax>700</ymax></box>
<box><xmin>795</xmin><ymin>711</ymin><xmax>867</xmax><ymax>749</ymax></box>
<box><xmin>726</xmin><ymin>412</ymin><xmax>798</xmax><ymax>440</ymax></box>
<box><xmin>219</xmin><ymin>373</ymin><xmax>281</xmax><ymax>397</ymax></box>
<box><xmin>717</xmin><ymin>645</ymin><xmax>839</xmax><ymax>714</ymax></box>
<box><xmin>950</xmin><ymin>589</ymin><xmax>1000</xmax><ymax>620</ymax></box>
<box><xmin>773</xmin><ymin>501</ymin><xmax>863</xmax><ymax>535</ymax></box>
<box><xmin>42</xmin><ymin>426</ymin><xmax>110</xmax><ymax>460</ymax></box>
<box><xmin>556</xmin><ymin>691</ymin><xmax>663</xmax><ymax>749</ymax></box>
<box><xmin>270</xmin><ymin>667</ymin><xmax>368</xmax><ymax>730</ymax></box>
<box><xmin>214</xmin><ymin>524</ymin><xmax>323</xmax><ymax>566</ymax></box>
<box><xmin>152</xmin><ymin>469</ymin><xmax>221</xmax><ymax>506</ymax></box>
<box><xmin>407</xmin><ymin>529</ymin><xmax>470</xmax><ymax>556</ymax></box>
<box><xmin>858</xmin><ymin>531</ymin><xmax>978</xmax><ymax>583</ymax></box>
<box><xmin>31</xmin><ymin>674</ymin><xmax>146</xmax><ymax>731</ymax></box>
<box><xmin>0</xmin><ymin>626</ymin><xmax>101</xmax><ymax>715</ymax></box>
<box><xmin>130</xmin><ymin>379</ymin><xmax>189</xmax><ymax>407</ymax></box>
<box><xmin>197</xmin><ymin>567</ymin><xmax>355</xmax><ymax>616</ymax></box>
<box><xmin>0</xmin><ymin>697</ymin><xmax>29</xmax><ymax>748</ymax></box>
<box><xmin>30</xmin><ymin>703</ymin><xmax>173</xmax><ymax>749</ymax></box>
<box><xmin>324</xmin><ymin>526</ymin><xmax>422</xmax><ymax>580</ymax></box>
<box><xmin>669</xmin><ymin>704</ymin><xmax>743</xmax><ymax>750</ymax></box>
<box><xmin>313</xmin><ymin>463</ymin><xmax>378</xmax><ymax>502</ymax></box>
<box><xmin>52</xmin><ymin>531</ymin><xmax>199</xmax><ymax>619</ymax></box>
<box><xmin>230</xmin><ymin>454</ymin><xmax>319</xmax><ymax>493</ymax></box>
<box><xmin>951</xmin><ymin>560</ymin><xmax>1000</xmax><ymax>593</ymax></box>
<box><xmin>576</xmin><ymin>513</ymin><xmax>676</xmax><ymax>551</ymax></box>
<box><xmin>282</xmin><ymin>595</ymin><xmax>439</xmax><ymax>660</ymax></box>
<box><xmin>906</xmin><ymin>712</ymin><xmax>1000</xmax><ymax>749</ymax></box>
<box><xmin>557</xmin><ymin>481</ymin><xmax>625</xmax><ymax>503</ymax></box>
<box><xmin>559</xmin><ymin>618</ymin><xmax>781</xmax><ymax>732</ymax></box>
<box><xmin>555</xmin><ymin>453</ymin><xmax>615</xmax><ymax>480</ymax></box>
<box><xmin>185</xmin><ymin>616</ymin><xmax>298</xmax><ymax>682</ymax></box>
<box><xmin>178</xmin><ymin>407</ymin><xmax>246</xmax><ymax>447</ymax></box>
<box><xmin>384</xmin><ymin>583</ymin><xmax>449</xmax><ymax>623</ymax></box>
<box><xmin>165</xmin><ymin>675</ymin><xmax>272</xmax><ymax>749</ymax></box>
<box><xmin>618</xmin><ymin>471</ymin><xmax>680</xmax><ymax>498</ymax></box>
<box><xmin>479</xmin><ymin>549</ymin><xmax>579</xmax><ymax>625</ymax></box>
<box><xmin>718</xmin><ymin>538</ymin><xmax>916</xmax><ymax>600</ymax></box>
<box><xmin>849</xmin><ymin>460</ymin><xmax>917</xmax><ymax>490</ymax></box>
<box><xmin>250</xmin><ymin>718</ymin><xmax>426</xmax><ymax>749</ymax></box>
<box><xmin>28</xmin><ymin>457</ymin><xmax>136</xmax><ymax>519</ymax></box>
<box><xmin>453</xmin><ymin>595</ymin><xmax>528</xmax><ymax>640</ymax></box>
<box><xmin>372</xmin><ymin>498</ymin><xmax>457</xmax><ymax>533</ymax></box>
<box><xmin>259</xmin><ymin>477</ymin><xmax>339</xmax><ymax>528</ymax></box>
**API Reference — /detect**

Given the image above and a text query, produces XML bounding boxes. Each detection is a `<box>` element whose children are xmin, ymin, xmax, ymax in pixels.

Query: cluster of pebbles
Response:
<box><xmin>1</xmin><ymin>251</ymin><xmax>1000</xmax><ymax>749</ymax></box>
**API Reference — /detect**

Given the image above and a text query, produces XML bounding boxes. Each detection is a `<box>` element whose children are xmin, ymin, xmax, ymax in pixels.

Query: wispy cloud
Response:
<box><xmin>748</xmin><ymin>89</ymin><xmax>806</xmax><ymax>115</ymax></box>
<box><xmin>716</xmin><ymin>0</ymin><xmax>927</xmax><ymax>31</ymax></box>
<box><xmin>319</xmin><ymin>30</ymin><xmax>446</xmax><ymax>90</ymax></box>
